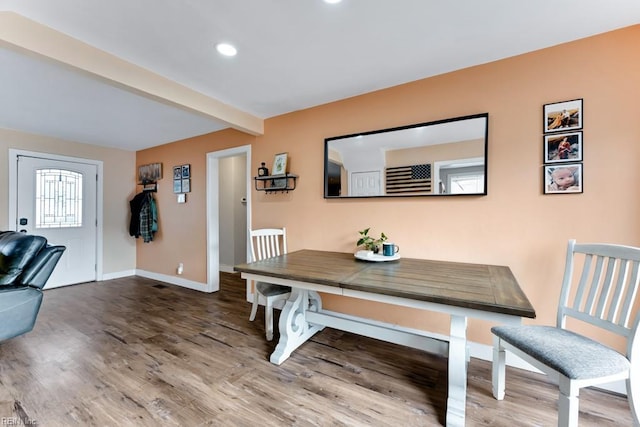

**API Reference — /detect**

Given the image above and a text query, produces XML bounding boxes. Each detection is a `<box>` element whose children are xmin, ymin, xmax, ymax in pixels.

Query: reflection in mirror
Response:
<box><xmin>324</xmin><ymin>113</ymin><xmax>488</xmax><ymax>198</ymax></box>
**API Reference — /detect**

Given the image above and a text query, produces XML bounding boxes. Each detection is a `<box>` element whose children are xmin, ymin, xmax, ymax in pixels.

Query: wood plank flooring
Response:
<box><xmin>0</xmin><ymin>273</ymin><xmax>633</xmax><ymax>426</ymax></box>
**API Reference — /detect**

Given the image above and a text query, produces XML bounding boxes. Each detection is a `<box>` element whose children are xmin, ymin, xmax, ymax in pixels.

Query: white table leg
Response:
<box><xmin>270</xmin><ymin>288</ymin><xmax>324</xmax><ymax>365</ymax></box>
<box><xmin>446</xmin><ymin>315</ymin><xmax>468</xmax><ymax>427</ymax></box>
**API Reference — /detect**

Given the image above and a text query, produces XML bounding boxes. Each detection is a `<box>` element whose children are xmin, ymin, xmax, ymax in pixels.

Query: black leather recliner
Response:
<box><xmin>0</xmin><ymin>231</ymin><xmax>66</xmax><ymax>342</ymax></box>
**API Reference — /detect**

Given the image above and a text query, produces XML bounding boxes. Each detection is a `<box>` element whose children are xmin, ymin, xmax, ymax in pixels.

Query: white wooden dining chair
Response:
<box><xmin>492</xmin><ymin>239</ymin><xmax>640</xmax><ymax>427</ymax></box>
<box><xmin>248</xmin><ymin>227</ymin><xmax>291</xmax><ymax>341</ymax></box>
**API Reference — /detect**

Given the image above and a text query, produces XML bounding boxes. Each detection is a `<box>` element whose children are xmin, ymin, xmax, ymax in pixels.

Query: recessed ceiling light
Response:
<box><xmin>324</xmin><ymin>0</ymin><xmax>342</xmax><ymax>4</ymax></box>
<box><xmin>216</xmin><ymin>43</ymin><xmax>237</xmax><ymax>57</ymax></box>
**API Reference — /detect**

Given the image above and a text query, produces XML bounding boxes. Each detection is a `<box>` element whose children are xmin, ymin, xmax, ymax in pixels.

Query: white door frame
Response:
<box><xmin>206</xmin><ymin>145</ymin><xmax>251</xmax><ymax>292</ymax></box>
<box><xmin>7</xmin><ymin>149</ymin><xmax>104</xmax><ymax>280</ymax></box>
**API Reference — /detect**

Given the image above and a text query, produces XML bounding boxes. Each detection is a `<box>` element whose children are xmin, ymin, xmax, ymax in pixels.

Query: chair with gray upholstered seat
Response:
<box><xmin>492</xmin><ymin>239</ymin><xmax>640</xmax><ymax>426</ymax></box>
<box><xmin>248</xmin><ymin>228</ymin><xmax>291</xmax><ymax>341</ymax></box>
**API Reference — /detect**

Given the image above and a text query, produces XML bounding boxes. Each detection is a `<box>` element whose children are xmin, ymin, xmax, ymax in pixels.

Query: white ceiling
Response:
<box><xmin>1</xmin><ymin>0</ymin><xmax>639</xmax><ymax>151</ymax></box>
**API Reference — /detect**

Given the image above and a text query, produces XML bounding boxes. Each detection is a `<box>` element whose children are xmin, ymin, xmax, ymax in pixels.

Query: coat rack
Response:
<box><xmin>141</xmin><ymin>181</ymin><xmax>157</xmax><ymax>192</ymax></box>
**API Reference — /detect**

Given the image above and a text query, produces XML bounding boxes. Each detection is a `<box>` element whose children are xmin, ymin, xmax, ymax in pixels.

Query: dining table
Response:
<box><xmin>234</xmin><ymin>249</ymin><xmax>536</xmax><ymax>427</ymax></box>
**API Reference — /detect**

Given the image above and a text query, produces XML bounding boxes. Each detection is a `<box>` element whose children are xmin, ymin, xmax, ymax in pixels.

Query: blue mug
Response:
<box><xmin>382</xmin><ymin>242</ymin><xmax>399</xmax><ymax>256</ymax></box>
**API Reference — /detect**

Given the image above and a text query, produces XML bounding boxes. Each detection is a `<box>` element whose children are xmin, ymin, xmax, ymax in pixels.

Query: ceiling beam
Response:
<box><xmin>0</xmin><ymin>11</ymin><xmax>263</xmax><ymax>136</ymax></box>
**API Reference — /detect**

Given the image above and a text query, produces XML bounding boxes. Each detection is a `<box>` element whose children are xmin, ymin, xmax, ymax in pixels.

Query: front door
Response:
<box><xmin>16</xmin><ymin>155</ymin><xmax>98</xmax><ymax>288</ymax></box>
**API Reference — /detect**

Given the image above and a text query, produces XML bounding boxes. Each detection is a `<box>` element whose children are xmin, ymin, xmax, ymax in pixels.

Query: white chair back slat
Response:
<box><xmin>606</xmin><ymin>258</ymin><xmax>630</xmax><ymax>324</ymax></box>
<box><xmin>583</xmin><ymin>255</ymin><xmax>605</xmax><ymax>315</ymax></box>
<box><xmin>570</xmin><ymin>252</ymin><xmax>592</xmax><ymax>312</ymax></box>
<box><xmin>620</xmin><ymin>260</ymin><xmax>640</xmax><ymax>328</ymax></box>
<box><xmin>249</xmin><ymin>228</ymin><xmax>287</xmax><ymax>262</ymax></box>
<box><xmin>259</xmin><ymin>235</ymin><xmax>268</xmax><ymax>259</ymax></box>
<box><xmin>594</xmin><ymin>256</ymin><xmax>617</xmax><ymax>319</ymax></box>
<box><xmin>255</xmin><ymin>237</ymin><xmax>262</xmax><ymax>261</ymax></box>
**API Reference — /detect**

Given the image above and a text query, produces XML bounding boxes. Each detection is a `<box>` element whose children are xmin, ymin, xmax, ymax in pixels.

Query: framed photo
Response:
<box><xmin>181</xmin><ymin>178</ymin><xmax>191</xmax><ymax>193</ymax></box>
<box><xmin>173</xmin><ymin>179</ymin><xmax>182</xmax><ymax>194</ymax></box>
<box><xmin>173</xmin><ymin>166</ymin><xmax>182</xmax><ymax>180</ymax></box>
<box><xmin>544</xmin><ymin>99</ymin><xmax>583</xmax><ymax>133</ymax></box>
<box><xmin>544</xmin><ymin>132</ymin><xmax>582</xmax><ymax>163</ymax></box>
<box><xmin>544</xmin><ymin>164</ymin><xmax>583</xmax><ymax>194</ymax></box>
<box><xmin>272</xmin><ymin>152</ymin><xmax>288</xmax><ymax>175</ymax></box>
<box><xmin>181</xmin><ymin>164</ymin><xmax>191</xmax><ymax>179</ymax></box>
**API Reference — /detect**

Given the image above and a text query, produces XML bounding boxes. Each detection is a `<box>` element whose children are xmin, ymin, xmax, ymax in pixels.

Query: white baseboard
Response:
<box><xmin>101</xmin><ymin>270</ymin><xmax>135</xmax><ymax>281</ymax></box>
<box><xmin>468</xmin><ymin>341</ymin><xmax>626</xmax><ymax>395</ymax></box>
<box><xmin>219</xmin><ymin>264</ymin><xmax>235</xmax><ymax>273</ymax></box>
<box><xmin>135</xmin><ymin>269</ymin><xmax>211</xmax><ymax>293</ymax></box>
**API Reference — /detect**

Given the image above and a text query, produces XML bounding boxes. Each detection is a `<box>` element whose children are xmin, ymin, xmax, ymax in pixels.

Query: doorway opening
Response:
<box><xmin>206</xmin><ymin>145</ymin><xmax>251</xmax><ymax>292</ymax></box>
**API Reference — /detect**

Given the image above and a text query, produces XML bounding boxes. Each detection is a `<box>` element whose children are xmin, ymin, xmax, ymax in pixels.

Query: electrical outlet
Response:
<box><xmin>177</xmin><ymin>263</ymin><xmax>184</xmax><ymax>275</ymax></box>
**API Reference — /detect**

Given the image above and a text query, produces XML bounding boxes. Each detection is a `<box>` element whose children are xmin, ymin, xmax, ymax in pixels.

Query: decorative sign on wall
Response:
<box><xmin>542</xmin><ymin>99</ymin><xmax>583</xmax><ymax>194</ymax></box>
<box><xmin>138</xmin><ymin>163</ymin><xmax>162</xmax><ymax>184</ymax></box>
<box><xmin>272</xmin><ymin>152</ymin><xmax>288</xmax><ymax>175</ymax></box>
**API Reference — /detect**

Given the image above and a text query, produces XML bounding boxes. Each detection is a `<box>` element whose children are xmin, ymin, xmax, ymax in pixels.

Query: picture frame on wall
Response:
<box><xmin>173</xmin><ymin>166</ymin><xmax>182</xmax><ymax>180</ymax></box>
<box><xmin>544</xmin><ymin>164</ymin><xmax>583</xmax><ymax>194</ymax></box>
<box><xmin>544</xmin><ymin>131</ymin><xmax>583</xmax><ymax>163</ymax></box>
<box><xmin>181</xmin><ymin>179</ymin><xmax>191</xmax><ymax>193</ymax></box>
<box><xmin>272</xmin><ymin>152</ymin><xmax>288</xmax><ymax>175</ymax></box>
<box><xmin>181</xmin><ymin>164</ymin><xmax>191</xmax><ymax>179</ymax></box>
<box><xmin>138</xmin><ymin>163</ymin><xmax>162</xmax><ymax>184</ymax></box>
<box><xmin>173</xmin><ymin>179</ymin><xmax>182</xmax><ymax>194</ymax></box>
<box><xmin>543</xmin><ymin>98</ymin><xmax>583</xmax><ymax>133</ymax></box>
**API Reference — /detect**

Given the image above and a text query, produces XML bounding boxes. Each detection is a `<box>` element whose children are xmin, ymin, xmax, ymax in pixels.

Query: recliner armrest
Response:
<box><xmin>18</xmin><ymin>245</ymin><xmax>66</xmax><ymax>289</ymax></box>
<box><xmin>0</xmin><ymin>231</ymin><xmax>47</xmax><ymax>285</ymax></box>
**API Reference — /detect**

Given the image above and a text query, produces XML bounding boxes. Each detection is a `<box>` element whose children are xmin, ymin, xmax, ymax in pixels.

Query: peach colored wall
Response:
<box><xmin>137</xmin><ymin>25</ymin><xmax>640</xmax><ymax>348</ymax></box>
<box><xmin>135</xmin><ymin>129</ymin><xmax>255</xmax><ymax>286</ymax></box>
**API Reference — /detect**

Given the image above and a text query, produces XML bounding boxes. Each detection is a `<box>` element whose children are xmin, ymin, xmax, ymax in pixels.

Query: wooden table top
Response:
<box><xmin>234</xmin><ymin>249</ymin><xmax>536</xmax><ymax>319</ymax></box>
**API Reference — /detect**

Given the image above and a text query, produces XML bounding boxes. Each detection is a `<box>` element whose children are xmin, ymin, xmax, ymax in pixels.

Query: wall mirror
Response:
<box><xmin>324</xmin><ymin>113</ymin><xmax>488</xmax><ymax>198</ymax></box>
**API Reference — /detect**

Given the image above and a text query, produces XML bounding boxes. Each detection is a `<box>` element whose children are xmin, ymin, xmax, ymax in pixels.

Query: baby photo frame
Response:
<box><xmin>544</xmin><ymin>164</ymin><xmax>582</xmax><ymax>194</ymax></box>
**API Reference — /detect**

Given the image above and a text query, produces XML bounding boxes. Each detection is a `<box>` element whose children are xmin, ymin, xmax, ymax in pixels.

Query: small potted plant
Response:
<box><xmin>357</xmin><ymin>228</ymin><xmax>387</xmax><ymax>255</ymax></box>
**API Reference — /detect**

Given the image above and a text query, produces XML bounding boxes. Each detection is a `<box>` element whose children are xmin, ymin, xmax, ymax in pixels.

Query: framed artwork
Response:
<box><xmin>272</xmin><ymin>152</ymin><xmax>288</xmax><ymax>175</ymax></box>
<box><xmin>181</xmin><ymin>164</ymin><xmax>191</xmax><ymax>179</ymax></box>
<box><xmin>544</xmin><ymin>131</ymin><xmax>582</xmax><ymax>163</ymax></box>
<box><xmin>544</xmin><ymin>164</ymin><xmax>583</xmax><ymax>194</ymax></box>
<box><xmin>543</xmin><ymin>99</ymin><xmax>583</xmax><ymax>133</ymax></box>
<box><xmin>138</xmin><ymin>163</ymin><xmax>162</xmax><ymax>184</ymax></box>
<box><xmin>173</xmin><ymin>166</ymin><xmax>181</xmax><ymax>180</ymax></box>
<box><xmin>181</xmin><ymin>179</ymin><xmax>191</xmax><ymax>193</ymax></box>
<box><xmin>173</xmin><ymin>179</ymin><xmax>182</xmax><ymax>194</ymax></box>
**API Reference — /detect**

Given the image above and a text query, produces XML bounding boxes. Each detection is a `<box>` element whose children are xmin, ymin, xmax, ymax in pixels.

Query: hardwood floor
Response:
<box><xmin>0</xmin><ymin>273</ymin><xmax>633</xmax><ymax>426</ymax></box>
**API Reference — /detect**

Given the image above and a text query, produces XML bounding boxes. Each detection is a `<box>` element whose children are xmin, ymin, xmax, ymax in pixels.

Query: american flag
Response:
<box><xmin>385</xmin><ymin>164</ymin><xmax>432</xmax><ymax>194</ymax></box>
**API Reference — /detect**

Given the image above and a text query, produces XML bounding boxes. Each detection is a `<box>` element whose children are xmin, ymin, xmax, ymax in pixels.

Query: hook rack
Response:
<box><xmin>140</xmin><ymin>180</ymin><xmax>157</xmax><ymax>192</ymax></box>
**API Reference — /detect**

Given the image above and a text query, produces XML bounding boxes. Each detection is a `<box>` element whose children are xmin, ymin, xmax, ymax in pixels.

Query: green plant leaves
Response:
<box><xmin>356</xmin><ymin>228</ymin><xmax>387</xmax><ymax>250</ymax></box>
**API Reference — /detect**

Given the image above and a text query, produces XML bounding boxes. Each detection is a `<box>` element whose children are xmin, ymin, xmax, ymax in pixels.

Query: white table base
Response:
<box><xmin>241</xmin><ymin>272</ymin><xmax>521</xmax><ymax>427</ymax></box>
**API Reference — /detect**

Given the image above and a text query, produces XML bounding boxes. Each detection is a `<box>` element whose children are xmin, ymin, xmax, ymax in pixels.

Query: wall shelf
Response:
<box><xmin>254</xmin><ymin>174</ymin><xmax>298</xmax><ymax>193</ymax></box>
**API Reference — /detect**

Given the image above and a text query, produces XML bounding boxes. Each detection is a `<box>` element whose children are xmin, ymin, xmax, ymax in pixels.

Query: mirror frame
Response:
<box><xmin>324</xmin><ymin>113</ymin><xmax>489</xmax><ymax>199</ymax></box>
